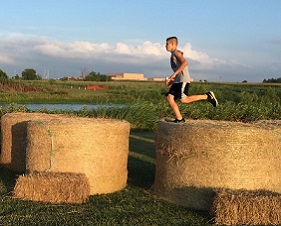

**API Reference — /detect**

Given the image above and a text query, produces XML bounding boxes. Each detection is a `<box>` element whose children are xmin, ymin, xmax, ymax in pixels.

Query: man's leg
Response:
<box><xmin>166</xmin><ymin>94</ymin><xmax>183</xmax><ymax>120</ymax></box>
<box><xmin>180</xmin><ymin>94</ymin><xmax>207</xmax><ymax>104</ymax></box>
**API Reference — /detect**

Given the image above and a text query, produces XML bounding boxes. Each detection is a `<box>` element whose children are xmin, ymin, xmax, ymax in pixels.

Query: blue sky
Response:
<box><xmin>0</xmin><ymin>0</ymin><xmax>280</xmax><ymax>82</ymax></box>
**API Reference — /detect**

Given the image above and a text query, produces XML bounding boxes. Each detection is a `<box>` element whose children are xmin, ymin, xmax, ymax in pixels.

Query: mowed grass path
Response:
<box><xmin>0</xmin><ymin>130</ymin><xmax>211</xmax><ymax>226</ymax></box>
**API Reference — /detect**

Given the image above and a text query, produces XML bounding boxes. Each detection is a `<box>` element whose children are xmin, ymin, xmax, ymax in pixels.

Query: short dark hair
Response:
<box><xmin>166</xmin><ymin>36</ymin><xmax>178</xmax><ymax>44</ymax></box>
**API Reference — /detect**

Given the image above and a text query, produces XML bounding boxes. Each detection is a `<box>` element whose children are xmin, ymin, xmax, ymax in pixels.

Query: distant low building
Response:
<box><xmin>65</xmin><ymin>76</ymin><xmax>84</xmax><ymax>81</ymax></box>
<box><xmin>148</xmin><ymin>77</ymin><xmax>193</xmax><ymax>82</ymax></box>
<box><xmin>106</xmin><ymin>73</ymin><xmax>192</xmax><ymax>82</ymax></box>
<box><xmin>106</xmin><ymin>73</ymin><xmax>147</xmax><ymax>81</ymax></box>
<box><xmin>148</xmin><ymin>78</ymin><xmax>165</xmax><ymax>82</ymax></box>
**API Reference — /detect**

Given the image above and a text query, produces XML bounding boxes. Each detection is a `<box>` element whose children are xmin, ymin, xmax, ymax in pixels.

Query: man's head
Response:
<box><xmin>165</xmin><ymin>36</ymin><xmax>178</xmax><ymax>52</ymax></box>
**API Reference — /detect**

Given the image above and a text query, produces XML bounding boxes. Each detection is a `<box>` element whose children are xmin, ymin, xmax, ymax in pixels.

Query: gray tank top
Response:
<box><xmin>170</xmin><ymin>50</ymin><xmax>191</xmax><ymax>83</ymax></box>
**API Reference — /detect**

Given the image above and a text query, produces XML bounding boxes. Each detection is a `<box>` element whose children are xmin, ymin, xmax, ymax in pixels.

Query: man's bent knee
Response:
<box><xmin>166</xmin><ymin>94</ymin><xmax>175</xmax><ymax>103</ymax></box>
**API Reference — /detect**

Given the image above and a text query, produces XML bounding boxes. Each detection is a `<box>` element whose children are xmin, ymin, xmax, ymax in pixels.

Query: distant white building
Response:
<box><xmin>148</xmin><ymin>77</ymin><xmax>165</xmax><ymax>82</ymax></box>
<box><xmin>106</xmin><ymin>73</ymin><xmax>190</xmax><ymax>82</ymax></box>
<box><xmin>66</xmin><ymin>76</ymin><xmax>84</xmax><ymax>81</ymax></box>
<box><xmin>106</xmin><ymin>73</ymin><xmax>147</xmax><ymax>81</ymax></box>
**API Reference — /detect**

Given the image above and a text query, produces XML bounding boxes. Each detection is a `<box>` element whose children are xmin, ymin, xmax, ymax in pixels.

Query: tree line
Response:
<box><xmin>60</xmin><ymin>71</ymin><xmax>111</xmax><ymax>81</ymax></box>
<box><xmin>2</xmin><ymin>67</ymin><xmax>279</xmax><ymax>83</ymax></box>
<box><xmin>262</xmin><ymin>77</ymin><xmax>281</xmax><ymax>83</ymax></box>
<box><xmin>0</xmin><ymin>68</ymin><xmax>42</xmax><ymax>81</ymax></box>
<box><xmin>0</xmin><ymin>69</ymin><xmax>111</xmax><ymax>82</ymax></box>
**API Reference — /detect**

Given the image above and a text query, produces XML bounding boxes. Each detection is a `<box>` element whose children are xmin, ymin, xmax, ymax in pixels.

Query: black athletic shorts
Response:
<box><xmin>166</xmin><ymin>82</ymin><xmax>190</xmax><ymax>100</ymax></box>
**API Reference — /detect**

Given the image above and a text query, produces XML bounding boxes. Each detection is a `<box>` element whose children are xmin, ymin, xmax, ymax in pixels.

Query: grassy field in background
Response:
<box><xmin>0</xmin><ymin>130</ymin><xmax>211</xmax><ymax>226</ymax></box>
<box><xmin>0</xmin><ymin>80</ymin><xmax>167</xmax><ymax>104</ymax></box>
<box><xmin>1</xmin><ymin>79</ymin><xmax>281</xmax><ymax>105</ymax></box>
<box><xmin>1</xmin><ymin>80</ymin><xmax>281</xmax><ymax>129</ymax></box>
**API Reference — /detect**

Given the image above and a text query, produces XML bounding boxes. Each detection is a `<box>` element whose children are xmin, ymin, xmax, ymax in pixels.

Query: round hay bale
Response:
<box><xmin>213</xmin><ymin>188</ymin><xmax>281</xmax><ymax>225</ymax></box>
<box><xmin>13</xmin><ymin>172</ymin><xmax>90</xmax><ymax>204</ymax></box>
<box><xmin>26</xmin><ymin>117</ymin><xmax>130</xmax><ymax>195</ymax></box>
<box><xmin>0</xmin><ymin>112</ymin><xmax>73</xmax><ymax>172</ymax></box>
<box><xmin>152</xmin><ymin>120</ymin><xmax>281</xmax><ymax>211</ymax></box>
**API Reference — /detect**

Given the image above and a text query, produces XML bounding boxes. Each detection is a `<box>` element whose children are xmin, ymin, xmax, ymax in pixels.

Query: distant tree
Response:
<box><xmin>21</xmin><ymin>68</ymin><xmax>42</xmax><ymax>80</ymax></box>
<box><xmin>85</xmin><ymin>71</ymin><xmax>111</xmax><ymax>81</ymax></box>
<box><xmin>13</xmin><ymin>74</ymin><xmax>20</xmax><ymax>80</ymax></box>
<box><xmin>242</xmin><ymin>80</ymin><xmax>248</xmax><ymax>83</ymax></box>
<box><xmin>59</xmin><ymin>77</ymin><xmax>68</xmax><ymax>81</ymax></box>
<box><xmin>263</xmin><ymin>77</ymin><xmax>281</xmax><ymax>83</ymax></box>
<box><xmin>0</xmin><ymin>69</ymin><xmax>9</xmax><ymax>83</ymax></box>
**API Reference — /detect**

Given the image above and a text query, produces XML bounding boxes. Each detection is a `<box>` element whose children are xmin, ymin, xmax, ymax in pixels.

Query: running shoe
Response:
<box><xmin>206</xmin><ymin>91</ymin><xmax>218</xmax><ymax>107</ymax></box>
<box><xmin>172</xmin><ymin>118</ymin><xmax>185</xmax><ymax>123</ymax></box>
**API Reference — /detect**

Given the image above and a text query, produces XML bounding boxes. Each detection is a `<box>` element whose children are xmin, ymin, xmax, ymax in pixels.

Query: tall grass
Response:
<box><xmin>6</xmin><ymin>99</ymin><xmax>279</xmax><ymax>131</ymax></box>
<box><xmin>1</xmin><ymin>80</ymin><xmax>281</xmax><ymax>130</ymax></box>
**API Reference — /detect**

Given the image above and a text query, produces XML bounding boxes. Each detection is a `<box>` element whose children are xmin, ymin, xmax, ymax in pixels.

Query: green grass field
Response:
<box><xmin>1</xmin><ymin>79</ymin><xmax>281</xmax><ymax>106</ymax></box>
<box><xmin>1</xmin><ymin>80</ymin><xmax>281</xmax><ymax>130</ymax></box>
<box><xmin>0</xmin><ymin>130</ymin><xmax>211</xmax><ymax>226</ymax></box>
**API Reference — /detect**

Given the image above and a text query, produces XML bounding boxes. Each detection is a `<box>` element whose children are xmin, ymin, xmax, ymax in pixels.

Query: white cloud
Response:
<box><xmin>0</xmin><ymin>55</ymin><xmax>13</xmax><ymax>64</ymax></box>
<box><xmin>137</xmin><ymin>41</ymin><xmax>164</xmax><ymax>56</ymax></box>
<box><xmin>0</xmin><ymin>34</ymin><xmax>255</xmax><ymax>81</ymax></box>
<box><xmin>0</xmin><ymin>34</ymin><xmax>223</xmax><ymax>65</ymax></box>
<box><xmin>35</xmin><ymin>40</ymin><xmax>100</xmax><ymax>58</ymax></box>
<box><xmin>111</xmin><ymin>41</ymin><xmax>165</xmax><ymax>58</ymax></box>
<box><xmin>114</xmin><ymin>42</ymin><xmax>132</xmax><ymax>55</ymax></box>
<box><xmin>34</xmin><ymin>39</ymin><xmax>166</xmax><ymax>60</ymax></box>
<box><xmin>182</xmin><ymin>43</ymin><xmax>229</xmax><ymax>66</ymax></box>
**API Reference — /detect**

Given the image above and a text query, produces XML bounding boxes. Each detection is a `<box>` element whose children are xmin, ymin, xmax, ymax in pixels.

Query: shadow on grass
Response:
<box><xmin>0</xmin><ymin>165</ymin><xmax>18</xmax><ymax>194</ymax></box>
<box><xmin>127</xmin><ymin>156</ymin><xmax>155</xmax><ymax>189</ymax></box>
<box><xmin>128</xmin><ymin>129</ymin><xmax>213</xmax><ymax>224</ymax></box>
<box><xmin>128</xmin><ymin>129</ymin><xmax>155</xmax><ymax>189</ymax></box>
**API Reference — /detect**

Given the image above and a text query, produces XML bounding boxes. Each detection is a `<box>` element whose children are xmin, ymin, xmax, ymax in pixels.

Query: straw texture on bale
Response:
<box><xmin>13</xmin><ymin>172</ymin><xmax>90</xmax><ymax>204</ymax></box>
<box><xmin>0</xmin><ymin>113</ymin><xmax>73</xmax><ymax>172</ymax></box>
<box><xmin>26</xmin><ymin>116</ymin><xmax>130</xmax><ymax>195</ymax></box>
<box><xmin>152</xmin><ymin>120</ymin><xmax>281</xmax><ymax>211</ymax></box>
<box><xmin>213</xmin><ymin>189</ymin><xmax>281</xmax><ymax>225</ymax></box>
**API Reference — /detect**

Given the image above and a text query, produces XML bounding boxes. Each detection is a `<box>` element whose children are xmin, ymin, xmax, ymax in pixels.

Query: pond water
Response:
<box><xmin>0</xmin><ymin>103</ymin><xmax>124</xmax><ymax>111</ymax></box>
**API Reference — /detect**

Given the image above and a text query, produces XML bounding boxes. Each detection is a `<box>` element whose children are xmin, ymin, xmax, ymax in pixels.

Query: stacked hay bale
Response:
<box><xmin>213</xmin><ymin>189</ymin><xmax>281</xmax><ymax>225</ymax></box>
<box><xmin>1</xmin><ymin>112</ymin><xmax>130</xmax><ymax>203</ymax></box>
<box><xmin>0</xmin><ymin>112</ymin><xmax>73</xmax><ymax>172</ymax></box>
<box><xmin>13</xmin><ymin>172</ymin><xmax>90</xmax><ymax>204</ymax></box>
<box><xmin>152</xmin><ymin>120</ymin><xmax>281</xmax><ymax>212</ymax></box>
<box><xmin>25</xmin><ymin>116</ymin><xmax>130</xmax><ymax>195</ymax></box>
